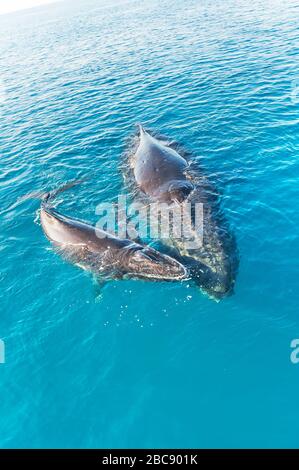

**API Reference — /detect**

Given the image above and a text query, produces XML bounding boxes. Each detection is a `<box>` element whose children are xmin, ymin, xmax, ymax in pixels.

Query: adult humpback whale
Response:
<box><xmin>124</xmin><ymin>125</ymin><xmax>238</xmax><ymax>299</ymax></box>
<box><xmin>37</xmin><ymin>182</ymin><xmax>188</xmax><ymax>282</ymax></box>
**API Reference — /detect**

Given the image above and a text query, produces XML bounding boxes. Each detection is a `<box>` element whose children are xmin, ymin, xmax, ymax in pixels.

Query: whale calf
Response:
<box><xmin>38</xmin><ymin>182</ymin><xmax>188</xmax><ymax>282</ymax></box>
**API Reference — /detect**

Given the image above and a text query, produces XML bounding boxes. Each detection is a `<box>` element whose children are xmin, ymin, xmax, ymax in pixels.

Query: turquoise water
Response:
<box><xmin>1</xmin><ymin>0</ymin><xmax>299</xmax><ymax>448</ymax></box>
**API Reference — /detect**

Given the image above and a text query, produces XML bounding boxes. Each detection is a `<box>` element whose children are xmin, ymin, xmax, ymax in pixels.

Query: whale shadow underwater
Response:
<box><xmin>120</xmin><ymin>125</ymin><xmax>239</xmax><ymax>300</ymax></box>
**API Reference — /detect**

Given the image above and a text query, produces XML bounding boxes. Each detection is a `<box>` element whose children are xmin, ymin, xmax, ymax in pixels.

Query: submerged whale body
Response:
<box><xmin>37</xmin><ymin>182</ymin><xmax>188</xmax><ymax>283</ymax></box>
<box><xmin>126</xmin><ymin>125</ymin><xmax>238</xmax><ymax>299</ymax></box>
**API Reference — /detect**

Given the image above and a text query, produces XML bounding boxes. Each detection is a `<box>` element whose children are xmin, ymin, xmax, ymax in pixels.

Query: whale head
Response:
<box><xmin>168</xmin><ymin>180</ymin><xmax>194</xmax><ymax>203</ymax></box>
<box><xmin>124</xmin><ymin>245</ymin><xmax>188</xmax><ymax>281</ymax></box>
<box><xmin>155</xmin><ymin>180</ymin><xmax>194</xmax><ymax>204</ymax></box>
<box><xmin>189</xmin><ymin>261</ymin><xmax>235</xmax><ymax>300</ymax></box>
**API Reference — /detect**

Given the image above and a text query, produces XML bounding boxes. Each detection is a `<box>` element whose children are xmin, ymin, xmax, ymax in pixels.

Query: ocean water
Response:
<box><xmin>0</xmin><ymin>0</ymin><xmax>299</xmax><ymax>449</ymax></box>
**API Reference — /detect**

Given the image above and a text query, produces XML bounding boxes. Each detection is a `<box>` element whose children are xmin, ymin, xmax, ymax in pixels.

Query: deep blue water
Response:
<box><xmin>1</xmin><ymin>0</ymin><xmax>299</xmax><ymax>448</ymax></box>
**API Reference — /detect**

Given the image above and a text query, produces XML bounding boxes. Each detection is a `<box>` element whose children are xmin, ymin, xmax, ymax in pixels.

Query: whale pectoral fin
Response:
<box><xmin>92</xmin><ymin>276</ymin><xmax>108</xmax><ymax>302</ymax></box>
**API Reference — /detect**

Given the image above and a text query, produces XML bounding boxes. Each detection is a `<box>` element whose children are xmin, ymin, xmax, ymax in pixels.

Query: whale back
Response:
<box><xmin>40</xmin><ymin>207</ymin><xmax>126</xmax><ymax>251</ymax></box>
<box><xmin>134</xmin><ymin>128</ymin><xmax>192</xmax><ymax>200</ymax></box>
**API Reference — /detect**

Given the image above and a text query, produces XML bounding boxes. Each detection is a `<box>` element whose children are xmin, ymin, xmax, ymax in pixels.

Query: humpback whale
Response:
<box><xmin>36</xmin><ymin>182</ymin><xmax>188</xmax><ymax>282</ymax></box>
<box><xmin>124</xmin><ymin>125</ymin><xmax>238</xmax><ymax>299</ymax></box>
